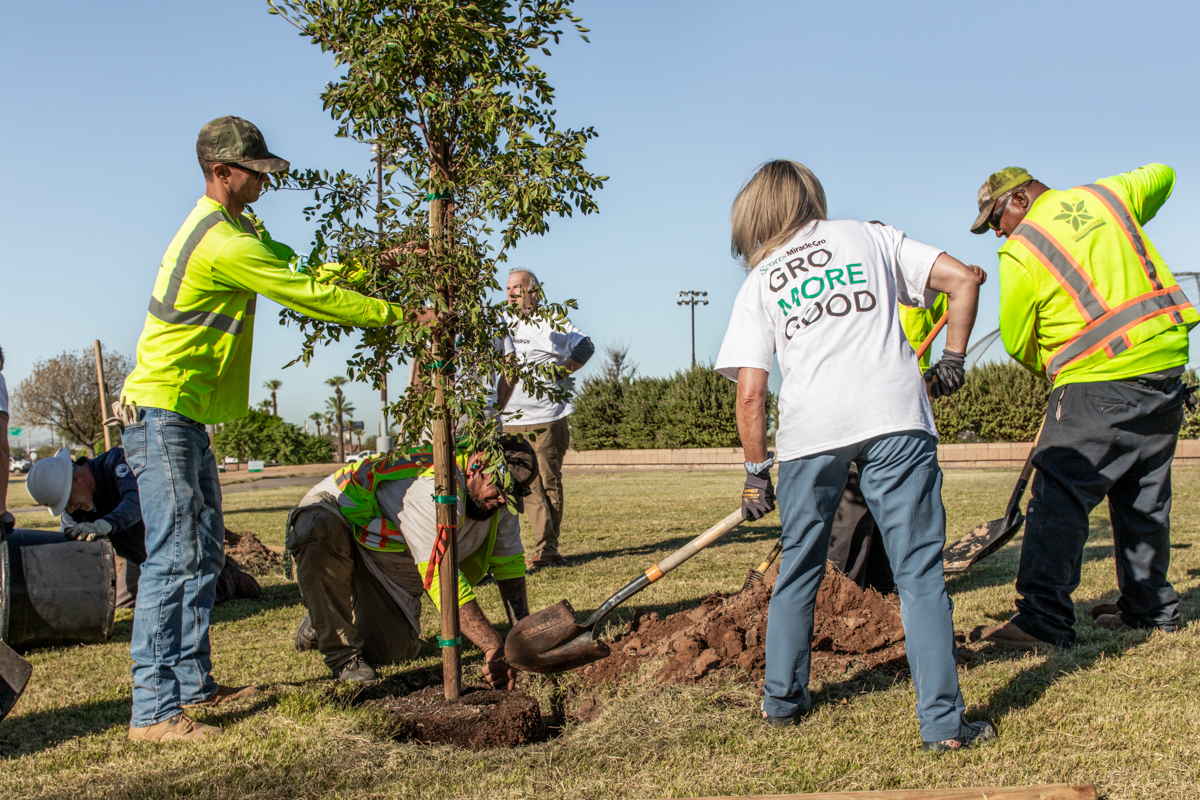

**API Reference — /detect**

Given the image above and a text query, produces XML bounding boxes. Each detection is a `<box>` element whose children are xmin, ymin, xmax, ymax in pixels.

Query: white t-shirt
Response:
<box><xmin>715</xmin><ymin>219</ymin><xmax>943</xmax><ymax>462</ymax></box>
<box><xmin>504</xmin><ymin>317</ymin><xmax>586</xmax><ymax>425</ymax></box>
<box><xmin>483</xmin><ymin>333</ymin><xmax>517</xmax><ymax>418</ymax></box>
<box><xmin>0</xmin><ymin>373</ymin><xmax>8</xmax><ymax>419</ymax></box>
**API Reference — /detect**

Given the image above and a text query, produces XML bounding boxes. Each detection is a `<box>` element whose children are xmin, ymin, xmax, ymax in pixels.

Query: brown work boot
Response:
<box><xmin>969</xmin><ymin>619</ymin><xmax>1053</xmax><ymax>650</ymax></box>
<box><xmin>128</xmin><ymin>712</ymin><xmax>222</xmax><ymax>742</ymax></box>
<box><xmin>1091</xmin><ymin>603</ymin><xmax>1121</xmax><ymax>620</ymax></box>
<box><xmin>527</xmin><ymin>554</ymin><xmax>568</xmax><ymax>569</ymax></box>
<box><xmin>1094</xmin><ymin>613</ymin><xmax>1129</xmax><ymax>631</ymax></box>
<box><xmin>182</xmin><ymin>683</ymin><xmax>257</xmax><ymax>710</ymax></box>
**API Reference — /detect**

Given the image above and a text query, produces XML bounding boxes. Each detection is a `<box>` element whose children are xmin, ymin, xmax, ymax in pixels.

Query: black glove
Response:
<box><xmin>0</xmin><ymin>511</ymin><xmax>14</xmax><ymax>537</ymax></box>
<box><xmin>924</xmin><ymin>349</ymin><xmax>966</xmax><ymax>398</ymax></box>
<box><xmin>742</xmin><ymin>470</ymin><xmax>775</xmax><ymax>521</ymax></box>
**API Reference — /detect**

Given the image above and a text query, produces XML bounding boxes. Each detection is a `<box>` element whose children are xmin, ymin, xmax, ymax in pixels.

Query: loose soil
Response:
<box><xmin>579</xmin><ymin>561</ymin><xmax>907</xmax><ymax>686</ymax></box>
<box><xmin>224</xmin><ymin>529</ymin><xmax>282</xmax><ymax>576</ymax></box>
<box><xmin>365</xmin><ymin>685</ymin><xmax>545</xmax><ymax>750</ymax></box>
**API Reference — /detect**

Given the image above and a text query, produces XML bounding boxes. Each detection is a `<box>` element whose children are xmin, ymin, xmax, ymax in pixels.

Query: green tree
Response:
<box><xmin>214</xmin><ymin>410</ymin><xmax>332</xmax><ymax>465</ymax></box>
<box><xmin>264</xmin><ymin>379</ymin><xmax>283</xmax><ymax>415</ymax></box>
<box><xmin>269</xmin><ymin>0</ymin><xmax>604</xmax><ymax>698</ymax></box>
<box><xmin>256</xmin><ymin>399</ymin><xmax>274</xmax><ymax>414</ymax></box>
<box><xmin>309</xmin><ymin>411</ymin><xmax>325</xmax><ymax>437</ymax></box>
<box><xmin>325</xmin><ymin>376</ymin><xmax>350</xmax><ymax>463</ymax></box>
<box><xmin>931</xmin><ymin>361</ymin><xmax>1050</xmax><ymax>442</ymax></box>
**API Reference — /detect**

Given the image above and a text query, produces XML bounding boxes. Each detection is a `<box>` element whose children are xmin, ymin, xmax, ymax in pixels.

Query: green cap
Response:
<box><xmin>970</xmin><ymin>166</ymin><xmax>1033</xmax><ymax>234</ymax></box>
<box><xmin>196</xmin><ymin>116</ymin><xmax>290</xmax><ymax>174</ymax></box>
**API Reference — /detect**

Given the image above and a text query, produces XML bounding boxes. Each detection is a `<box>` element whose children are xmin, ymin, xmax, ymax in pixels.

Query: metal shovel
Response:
<box><xmin>942</xmin><ymin>418</ymin><xmax>1046</xmax><ymax>572</ymax></box>
<box><xmin>506</xmin><ymin>508</ymin><xmax>746</xmax><ymax>674</ymax></box>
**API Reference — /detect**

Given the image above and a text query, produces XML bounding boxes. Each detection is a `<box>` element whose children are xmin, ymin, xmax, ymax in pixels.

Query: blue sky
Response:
<box><xmin>4</xmin><ymin>0</ymin><xmax>1200</xmax><ymax>444</ymax></box>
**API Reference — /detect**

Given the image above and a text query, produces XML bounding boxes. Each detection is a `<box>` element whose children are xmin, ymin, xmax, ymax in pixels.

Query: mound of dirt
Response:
<box><xmin>365</xmin><ymin>685</ymin><xmax>545</xmax><ymax>750</ymax></box>
<box><xmin>579</xmin><ymin>561</ymin><xmax>906</xmax><ymax>686</ymax></box>
<box><xmin>223</xmin><ymin>529</ymin><xmax>282</xmax><ymax>576</ymax></box>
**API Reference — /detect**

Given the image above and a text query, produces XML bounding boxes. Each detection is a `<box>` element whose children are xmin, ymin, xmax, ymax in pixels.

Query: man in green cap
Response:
<box><xmin>119</xmin><ymin>116</ymin><xmax>428</xmax><ymax>742</ymax></box>
<box><xmin>967</xmin><ymin>163</ymin><xmax>1197</xmax><ymax>651</ymax></box>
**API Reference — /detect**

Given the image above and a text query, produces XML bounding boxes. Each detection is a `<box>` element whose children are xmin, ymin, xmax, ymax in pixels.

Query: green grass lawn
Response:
<box><xmin>3</xmin><ymin>468</ymin><xmax>1199</xmax><ymax>799</ymax></box>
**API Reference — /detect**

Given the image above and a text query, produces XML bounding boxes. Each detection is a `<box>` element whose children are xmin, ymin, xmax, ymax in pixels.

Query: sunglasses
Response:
<box><xmin>224</xmin><ymin>162</ymin><xmax>268</xmax><ymax>182</ymax></box>
<box><xmin>988</xmin><ymin>188</ymin><xmax>1022</xmax><ymax>231</ymax></box>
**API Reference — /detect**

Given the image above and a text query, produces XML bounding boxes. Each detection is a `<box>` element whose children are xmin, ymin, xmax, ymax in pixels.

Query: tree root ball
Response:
<box><xmin>366</xmin><ymin>686</ymin><xmax>545</xmax><ymax>750</ymax></box>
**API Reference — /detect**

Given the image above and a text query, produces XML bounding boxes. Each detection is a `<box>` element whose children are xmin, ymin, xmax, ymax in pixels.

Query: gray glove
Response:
<box><xmin>66</xmin><ymin>519</ymin><xmax>113</xmax><ymax>542</ymax></box>
<box><xmin>924</xmin><ymin>349</ymin><xmax>966</xmax><ymax>398</ymax></box>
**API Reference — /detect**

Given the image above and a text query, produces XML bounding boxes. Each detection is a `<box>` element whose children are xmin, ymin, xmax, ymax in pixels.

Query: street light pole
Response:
<box><xmin>677</xmin><ymin>290</ymin><xmax>708</xmax><ymax>368</ymax></box>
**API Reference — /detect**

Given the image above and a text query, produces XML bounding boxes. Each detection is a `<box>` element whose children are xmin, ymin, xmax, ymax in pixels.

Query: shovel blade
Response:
<box><xmin>506</xmin><ymin>600</ymin><xmax>612</xmax><ymax>674</ymax></box>
<box><xmin>0</xmin><ymin>641</ymin><xmax>32</xmax><ymax>722</ymax></box>
<box><xmin>943</xmin><ymin>511</ymin><xmax>1025</xmax><ymax>573</ymax></box>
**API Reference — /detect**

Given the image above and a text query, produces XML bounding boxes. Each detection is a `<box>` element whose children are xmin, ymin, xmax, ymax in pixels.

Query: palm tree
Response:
<box><xmin>325</xmin><ymin>376</ymin><xmax>351</xmax><ymax>462</ymax></box>
<box><xmin>263</xmin><ymin>379</ymin><xmax>283</xmax><ymax>415</ymax></box>
<box><xmin>309</xmin><ymin>412</ymin><xmax>324</xmax><ymax>437</ymax></box>
<box><xmin>256</xmin><ymin>399</ymin><xmax>273</xmax><ymax>414</ymax></box>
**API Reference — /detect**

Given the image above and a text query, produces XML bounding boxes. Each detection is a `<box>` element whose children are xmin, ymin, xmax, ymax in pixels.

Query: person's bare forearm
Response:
<box><xmin>458</xmin><ymin>599</ymin><xmax>504</xmax><ymax>654</ymax></box>
<box><xmin>563</xmin><ymin>358</ymin><xmax>584</xmax><ymax>372</ymax></box>
<box><xmin>497</xmin><ymin>577</ymin><xmax>529</xmax><ymax>626</ymax></box>
<box><xmin>927</xmin><ymin>254</ymin><xmax>984</xmax><ymax>353</ymax></box>
<box><xmin>496</xmin><ymin>376</ymin><xmax>514</xmax><ymax>411</ymax></box>
<box><xmin>735</xmin><ymin>368</ymin><xmax>770</xmax><ymax>464</ymax></box>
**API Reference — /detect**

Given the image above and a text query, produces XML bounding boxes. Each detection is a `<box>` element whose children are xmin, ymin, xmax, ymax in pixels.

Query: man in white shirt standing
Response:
<box><xmin>502</xmin><ymin>269</ymin><xmax>594</xmax><ymax>569</ymax></box>
<box><xmin>716</xmin><ymin>160</ymin><xmax>995</xmax><ymax>751</ymax></box>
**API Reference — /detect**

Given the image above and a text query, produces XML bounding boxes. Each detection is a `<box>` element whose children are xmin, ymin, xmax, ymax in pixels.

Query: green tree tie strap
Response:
<box><xmin>432</xmin><ymin>495</ymin><xmax>458</xmax><ymax>504</ymax></box>
<box><xmin>429</xmin><ymin>360</ymin><xmax>450</xmax><ymax>369</ymax></box>
<box><xmin>425</xmin><ymin>192</ymin><xmax>454</xmax><ymax>201</ymax></box>
<box><xmin>438</xmin><ymin>636</ymin><xmax>462</xmax><ymax>648</ymax></box>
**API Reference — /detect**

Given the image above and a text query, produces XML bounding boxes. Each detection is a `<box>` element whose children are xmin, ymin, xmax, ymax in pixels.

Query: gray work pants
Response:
<box><xmin>286</xmin><ymin>505</ymin><xmax>423</xmax><ymax>670</ymax></box>
<box><xmin>1012</xmin><ymin>378</ymin><xmax>1184</xmax><ymax>646</ymax></box>
<box><xmin>766</xmin><ymin>431</ymin><xmax>966</xmax><ymax>743</ymax></box>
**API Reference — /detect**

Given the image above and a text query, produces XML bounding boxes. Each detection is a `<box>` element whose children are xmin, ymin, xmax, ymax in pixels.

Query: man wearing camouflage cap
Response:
<box><xmin>119</xmin><ymin>116</ymin><xmax>430</xmax><ymax>742</ymax></box>
<box><xmin>967</xmin><ymin>164</ymin><xmax>1197</xmax><ymax>651</ymax></box>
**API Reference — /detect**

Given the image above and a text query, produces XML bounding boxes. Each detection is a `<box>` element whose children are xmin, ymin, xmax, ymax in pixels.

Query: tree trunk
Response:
<box><xmin>272</xmin><ymin>392</ymin><xmax>278</xmax><ymax>417</ymax></box>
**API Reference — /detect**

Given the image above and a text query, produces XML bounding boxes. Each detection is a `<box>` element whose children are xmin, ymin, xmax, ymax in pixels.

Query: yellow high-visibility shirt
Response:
<box><xmin>899</xmin><ymin>293</ymin><xmax>947</xmax><ymax>371</ymax></box>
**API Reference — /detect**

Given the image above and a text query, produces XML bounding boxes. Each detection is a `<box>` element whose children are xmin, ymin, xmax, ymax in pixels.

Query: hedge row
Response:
<box><xmin>569</xmin><ymin>365</ymin><xmax>777</xmax><ymax>450</ymax></box>
<box><xmin>213</xmin><ymin>410</ymin><xmax>333</xmax><ymax>465</ymax></box>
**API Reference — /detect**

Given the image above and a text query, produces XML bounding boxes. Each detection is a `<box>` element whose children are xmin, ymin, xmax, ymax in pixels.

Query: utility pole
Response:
<box><xmin>676</xmin><ymin>290</ymin><xmax>708</xmax><ymax>368</ymax></box>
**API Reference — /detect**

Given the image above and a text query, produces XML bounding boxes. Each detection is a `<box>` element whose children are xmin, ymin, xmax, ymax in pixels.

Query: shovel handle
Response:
<box><xmin>914</xmin><ymin>310</ymin><xmax>948</xmax><ymax>361</ymax></box>
<box><xmin>756</xmin><ymin>540</ymin><xmax>783</xmax><ymax>573</ymax></box>
<box><xmin>1003</xmin><ymin>417</ymin><xmax>1046</xmax><ymax>521</ymax></box>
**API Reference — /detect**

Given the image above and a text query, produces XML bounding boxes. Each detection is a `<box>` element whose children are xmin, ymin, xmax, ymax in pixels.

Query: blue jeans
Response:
<box><xmin>121</xmin><ymin>408</ymin><xmax>223</xmax><ymax>726</ymax></box>
<box><xmin>765</xmin><ymin>431</ymin><xmax>967</xmax><ymax>742</ymax></box>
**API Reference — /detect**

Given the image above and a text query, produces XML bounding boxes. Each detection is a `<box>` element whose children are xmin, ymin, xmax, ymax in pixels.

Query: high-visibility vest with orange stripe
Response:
<box><xmin>334</xmin><ymin>449</ymin><xmax>435</xmax><ymax>552</ymax></box>
<box><xmin>998</xmin><ymin>173</ymin><xmax>1197</xmax><ymax>384</ymax></box>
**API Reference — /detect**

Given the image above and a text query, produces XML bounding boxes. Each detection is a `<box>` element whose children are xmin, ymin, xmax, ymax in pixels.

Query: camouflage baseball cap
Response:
<box><xmin>970</xmin><ymin>167</ymin><xmax>1033</xmax><ymax>234</ymax></box>
<box><xmin>196</xmin><ymin>116</ymin><xmax>290</xmax><ymax>174</ymax></box>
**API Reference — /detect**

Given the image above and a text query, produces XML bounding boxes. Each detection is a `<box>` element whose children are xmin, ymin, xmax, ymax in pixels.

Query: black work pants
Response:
<box><xmin>1012</xmin><ymin>378</ymin><xmax>1184</xmax><ymax>647</ymax></box>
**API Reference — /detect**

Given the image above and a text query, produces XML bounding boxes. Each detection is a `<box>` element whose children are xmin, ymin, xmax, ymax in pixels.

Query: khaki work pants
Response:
<box><xmin>286</xmin><ymin>505</ymin><xmax>423</xmax><ymax>670</ymax></box>
<box><xmin>506</xmin><ymin>417</ymin><xmax>570</xmax><ymax>559</ymax></box>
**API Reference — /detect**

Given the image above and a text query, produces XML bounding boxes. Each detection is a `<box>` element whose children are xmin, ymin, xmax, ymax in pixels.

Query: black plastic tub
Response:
<box><xmin>0</xmin><ymin>528</ymin><xmax>115</xmax><ymax>651</ymax></box>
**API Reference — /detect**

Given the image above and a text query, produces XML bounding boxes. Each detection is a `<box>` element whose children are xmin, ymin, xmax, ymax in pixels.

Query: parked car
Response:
<box><xmin>346</xmin><ymin>450</ymin><xmax>377</xmax><ymax>463</ymax></box>
<box><xmin>9</xmin><ymin>456</ymin><xmax>32</xmax><ymax>474</ymax></box>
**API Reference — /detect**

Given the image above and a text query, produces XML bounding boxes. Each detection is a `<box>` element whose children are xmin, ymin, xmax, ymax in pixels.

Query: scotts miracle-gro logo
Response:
<box><xmin>1054</xmin><ymin>200</ymin><xmax>1093</xmax><ymax>231</ymax></box>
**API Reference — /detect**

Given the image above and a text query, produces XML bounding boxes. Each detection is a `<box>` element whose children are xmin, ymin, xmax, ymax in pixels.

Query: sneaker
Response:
<box><xmin>332</xmin><ymin>656</ymin><xmax>377</xmax><ymax>683</ymax></box>
<box><xmin>969</xmin><ymin>619</ymin><xmax>1053</xmax><ymax>650</ymax></box>
<box><xmin>1090</xmin><ymin>603</ymin><xmax>1121</xmax><ymax>620</ymax></box>
<box><xmin>1094</xmin><ymin>613</ymin><xmax>1128</xmax><ymax>631</ymax></box>
<box><xmin>922</xmin><ymin>719</ymin><xmax>997</xmax><ymax>752</ymax></box>
<box><xmin>128</xmin><ymin>712</ymin><xmax>223</xmax><ymax>742</ymax></box>
<box><xmin>760</xmin><ymin>711</ymin><xmax>804</xmax><ymax>727</ymax></box>
<box><xmin>183</xmin><ymin>684</ymin><xmax>257</xmax><ymax>710</ymax></box>
<box><xmin>294</xmin><ymin>613</ymin><xmax>318</xmax><ymax>653</ymax></box>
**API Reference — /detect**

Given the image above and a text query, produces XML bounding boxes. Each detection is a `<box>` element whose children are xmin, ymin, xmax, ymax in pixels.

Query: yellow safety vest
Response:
<box><xmin>999</xmin><ymin>171</ymin><xmax>1197</xmax><ymax>384</ymax></box>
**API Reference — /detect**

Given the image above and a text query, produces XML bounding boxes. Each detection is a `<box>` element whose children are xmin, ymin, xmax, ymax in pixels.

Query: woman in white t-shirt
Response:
<box><xmin>715</xmin><ymin>160</ymin><xmax>995</xmax><ymax>751</ymax></box>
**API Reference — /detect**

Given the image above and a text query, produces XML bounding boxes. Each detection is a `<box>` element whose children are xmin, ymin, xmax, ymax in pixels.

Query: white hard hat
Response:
<box><xmin>25</xmin><ymin>447</ymin><xmax>75</xmax><ymax>516</ymax></box>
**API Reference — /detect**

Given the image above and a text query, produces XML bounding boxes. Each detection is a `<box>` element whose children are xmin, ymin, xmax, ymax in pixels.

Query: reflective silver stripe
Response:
<box><xmin>1012</xmin><ymin>222</ymin><xmax>1108</xmax><ymax>321</ymax></box>
<box><xmin>238</xmin><ymin>215</ymin><xmax>260</xmax><ymax>239</ymax></box>
<box><xmin>1047</xmin><ymin>288</ymin><xmax>1192</xmax><ymax>378</ymax></box>
<box><xmin>147</xmin><ymin>210</ymin><xmax>246</xmax><ymax>334</ymax></box>
<box><xmin>1082</xmin><ymin>183</ymin><xmax>1163</xmax><ymax>290</ymax></box>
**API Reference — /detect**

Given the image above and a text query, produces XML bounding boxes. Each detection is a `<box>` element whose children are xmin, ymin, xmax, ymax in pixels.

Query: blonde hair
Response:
<box><xmin>730</xmin><ymin>160</ymin><xmax>827</xmax><ymax>270</ymax></box>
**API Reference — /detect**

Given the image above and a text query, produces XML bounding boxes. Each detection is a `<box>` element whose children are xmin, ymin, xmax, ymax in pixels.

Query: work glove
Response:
<box><xmin>482</xmin><ymin>648</ymin><xmax>517</xmax><ymax>691</ymax></box>
<box><xmin>742</xmin><ymin>470</ymin><xmax>775</xmax><ymax>521</ymax></box>
<box><xmin>924</xmin><ymin>349</ymin><xmax>967</xmax><ymax>398</ymax></box>
<box><xmin>66</xmin><ymin>519</ymin><xmax>112</xmax><ymax>542</ymax></box>
<box><xmin>0</xmin><ymin>511</ymin><xmax>13</xmax><ymax>537</ymax></box>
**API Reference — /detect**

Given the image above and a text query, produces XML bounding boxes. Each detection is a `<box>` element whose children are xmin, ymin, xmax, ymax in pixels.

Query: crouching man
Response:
<box><xmin>25</xmin><ymin>448</ymin><xmax>260</xmax><ymax>607</ymax></box>
<box><xmin>287</xmin><ymin>438</ymin><xmax>536</xmax><ymax>686</ymax></box>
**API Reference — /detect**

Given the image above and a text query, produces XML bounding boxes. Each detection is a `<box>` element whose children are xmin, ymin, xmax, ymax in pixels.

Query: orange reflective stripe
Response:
<box><xmin>1011</xmin><ymin>220</ymin><xmax>1109</xmax><ymax>322</ymax></box>
<box><xmin>1047</xmin><ymin>287</ymin><xmax>1193</xmax><ymax>379</ymax></box>
<box><xmin>1081</xmin><ymin>184</ymin><xmax>1164</xmax><ymax>290</ymax></box>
